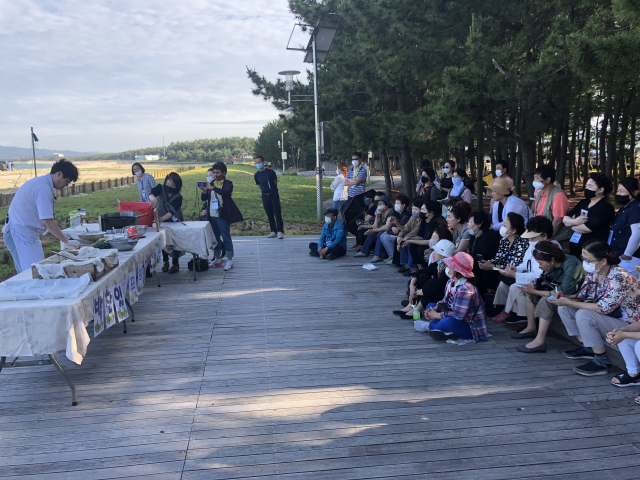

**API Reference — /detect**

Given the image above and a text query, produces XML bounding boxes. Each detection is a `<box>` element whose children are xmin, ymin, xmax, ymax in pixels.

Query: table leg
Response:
<box><xmin>154</xmin><ymin>270</ymin><xmax>161</xmax><ymax>287</ymax></box>
<box><xmin>193</xmin><ymin>255</ymin><xmax>198</xmax><ymax>282</ymax></box>
<box><xmin>49</xmin><ymin>354</ymin><xmax>78</xmax><ymax>406</ymax></box>
<box><xmin>125</xmin><ymin>298</ymin><xmax>135</xmax><ymax>322</ymax></box>
<box><xmin>0</xmin><ymin>356</ymin><xmax>5</xmax><ymax>373</ymax></box>
<box><xmin>122</xmin><ymin>320</ymin><xmax>127</xmax><ymax>334</ymax></box>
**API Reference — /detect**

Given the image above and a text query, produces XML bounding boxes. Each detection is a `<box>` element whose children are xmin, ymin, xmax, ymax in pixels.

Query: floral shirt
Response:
<box><xmin>489</xmin><ymin>236</ymin><xmax>529</xmax><ymax>268</ymax></box>
<box><xmin>575</xmin><ymin>265</ymin><xmax>640</xmax><ymax>324</ymax></box>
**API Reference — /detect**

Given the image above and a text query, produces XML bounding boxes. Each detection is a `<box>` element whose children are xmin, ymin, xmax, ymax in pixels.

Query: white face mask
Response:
<box><xmin>495</xmin><ymin>169</ymin><xmax>502</xmax><ymax>177</ymax></box>
<box><xmin>443</xmin><ymin>167</ymin><xmax>450</xmax><ymax>174</ymax></box>
<box><xmin>324</xmin><ymin>216</ymin><xmax>332</xmax><ymax>224</ymax></box>
<box><xmin>207</xmin><ymin>176</ymin><xmax>214</xmax><ymax>183</ymax></box>
<box><xmin>429</xmin><ymin>238</ymin><xmax>438</xmax><ymax>248</ymax></box>
<box><xmin>134</xmin><ymin>171</ymin><xmax>142</xmax><ymax>177</ymax></box>
<box><xmin>394</xmin><ymin>204</ymin><xmax>402</xmax><ymax>213</ymax></box>
<box><xmin>583</xmin><ymin>260</ymin><xmax>599</xmax><ymax>273</ymax></box>
<box><xmin>499</xmin><ymin>225</ymin><xmax>509</xmax><ymax>238</ymax></box>
<box><xmin>532</xmin><ymin>181</ymin><xmax>544</xmax><ymax>190</ymax></box>
<box><xmin>445</xmin><ymin>267</ymin><xmax>453</xmax><ymax>278</ymax></box>
<box><xmin>352</xmin><ymin>160</ymin><xmax>360</xmax><ymax>167</ymax></box>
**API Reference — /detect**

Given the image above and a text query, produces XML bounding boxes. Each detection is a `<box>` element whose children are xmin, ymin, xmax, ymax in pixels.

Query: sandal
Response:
<box><xmin>611</xmin><ymin>372</ymin><xmax>640</xmax><ymax>388</ymax></box>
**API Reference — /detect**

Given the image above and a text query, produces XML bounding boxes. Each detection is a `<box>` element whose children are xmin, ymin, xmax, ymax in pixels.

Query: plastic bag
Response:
<box><xmin>414</xmin><ymin>320</ymin><xmax>430</xmax><ymax>332</ymax></box>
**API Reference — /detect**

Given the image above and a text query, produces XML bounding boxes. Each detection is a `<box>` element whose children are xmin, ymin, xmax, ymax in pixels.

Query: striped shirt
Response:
<box><xmin>136</xmin><ymin>173</ymin><xmax>157</xmax><ymax>202</ymax></box>
<box><xmin>346</xmin><ymin>166</ymin><xmax>367</xmax><ymax>197</ymax></box>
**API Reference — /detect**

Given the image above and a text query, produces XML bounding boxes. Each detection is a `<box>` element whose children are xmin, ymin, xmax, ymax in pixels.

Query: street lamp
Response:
<box><xmin>281</xmin><ymin>130</ymin><xmax>288</xmax><ymax>172</ymax></box>
<box><xmin>278</xmin><ymin>70</ymin><xmax>300</xmax><ymax>105</ymax></box>
<box><xmin>286</xmin><ymin>13</ymin><xmax>342</xmax><ymax>220</ymax></box>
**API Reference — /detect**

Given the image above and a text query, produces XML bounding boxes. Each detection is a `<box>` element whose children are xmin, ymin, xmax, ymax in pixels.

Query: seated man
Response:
<box><xmin>309</xmin><ymin>208</ymin><xmax>347</xmax><ymax>260</ymax></box>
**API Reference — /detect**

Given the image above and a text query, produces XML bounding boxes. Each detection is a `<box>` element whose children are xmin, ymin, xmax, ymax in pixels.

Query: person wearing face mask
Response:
<box><xmin>354</xmin><ymin>195</ymin><xmax>397</xmax><ymax>258</ymax></box>
<box><xmin>438</xmin><ymin>160</ymin><xmax>456</xmax><ymax>195</ymax></box>
<box><xmin>330</xmin><ymin>162</ymin><xmax>350</xmax><ymax>213</ymax></box>
<box><xmin>309</xmin><ymin>208</ymin><xmax>346</xmax><ymax>260</ymax></box>
<box><xmin>398</xmin><ymin>200</ymin><xmax>446</xmax><ymax>273</ymax></box>
<box><xmin>491</xmin><ymin>216</ymin><xmax>556</xmax><ymax>324</ymax></box>
<box><xmin>564</xmin><ymin>172</ymin><xmax>614</xmax><ymax>258</ymax></box>
<box><xmin>343</xmin><ymin>151</ymin><xmax>368</xmax><ymax>199</ymax></box>
<box><xmin>254</xmin><ymin>156</ymin><xmax>284</xmax><ymax>239</ymax></box>
<box><xmin>485</xmin><ymin>177</ymin><xmax>531</xmax><ymax>233</ymax></box>
<box><xmin>446</xmin><ymin>201</ymin><xmax>472</xmax><ymax>254</ymax></box>
<box><xmin>424</xmin><ymin>252</ymin><xmax>489</xmax><ymax>343</ymax></box>
<box><xmin>479</xmin><ymin>212</ymin><xmax>529</xmax><ymax>278</ymax></box>
<box><xmin>377</xmin><ymin>195</ymin><xmax>411</xmax><ymax>264</ymax></box>
<box><xmin>513</xmin><ymin>241</ymin><xmax>585</xmax><ymax>353</ymax></box>
<box><xmin>531</xmin><ymin>164</ymin><xmax>571</xmax><ymax>241</ymax></box>
<box><xmin>350</xmin><ymin>190</ymin><xmax>379</xmax><ymax>251</ymax></box>
<box><xmin>488</xmin><ymin>162</ymin><xmax>514</xmax><ymax>214</ymax></box>
<box><xmin>393</xmin><ymin>198</ymin><xmax>425</xmax><ymax>268</ymax></box>
<box><xmin>132</xmin><ymin>162</ymin><xmax>156</xmax><ymax>203</ymax></box>
<box><xmin>149</xmin><ymin>172</ymin><xmax>185</xmax><ymax>273</ymax></box>
<box><xmin>550</xmin><ymin>240</ymin><xmax>640</xmax><ymax>377</ymax></box>
<box><xmin>466</xmin><ymin>210</ymin><xmax>500</xmax><ymax>294</ymax></box>
<box><xmin>417</xmin><ymin>167</ymin><xmax>440</xmax><ymax>201</ymax></box>
<box><xmin>199</xmin><ymin>162</ymin><xmax>243</xmax><ymax>271</ymax></box>
<box><xmin>608</xmin><ymin>177</ymin><xmax>640</xmax><ymax>271</ymax></box>
<box><xmin>394</xmin><ymin>239</ymin><xmax>455</xmax><ymax>319</ymax></box>
<box><xmin>446</xmin><ymin>168</ymin><xmax>472</xmax><ymax>204</ymax></box>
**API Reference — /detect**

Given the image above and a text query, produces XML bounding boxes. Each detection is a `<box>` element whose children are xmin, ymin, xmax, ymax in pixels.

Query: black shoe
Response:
<box><xmin>398</xmin><ymin>313</ymin><xmax>415</xmax><ymax>320</ymax></box>
<box><xmin>511</xmin><ymin>329</ymin><xmax>537</xmax><ymax>339</ymax></box>
<box><xmin>309</xmin><ymin>251</ymin><xmax>319</xmax><ymax>257</ymax></box>
<box><xmin>563</xmin><ymin>346</ymin><xmax>595</xmax><ymax>360</ymax></box>
<box><xmin>429</xmin><ymin>330</ymin><xmax>458</xmax><ymax>342</ymax></box>
<box><xmin>515</xmin><ymin>343</ymin><xmax>547</xmax><ymax>353</ymax></box>
<box><xmin>401</xmin><ymin>300</ymin><xmax>410</xmax><ymax>307</ymax></box>
<box><xmin>397</xmin><ymin>267</ymin><xmax>410</xmax><ymax>274</ymax></box>
<box><xmin>326</xmin><ymin>253</ymin><xmax>337</xmax><ymax>260</ymax></box>
<box><xmin>574</xmin><ymin>360</ymin><xmax>610</xmax><ymax>376</ymax></box>
<box><xmin>402</xmin><ymin>270</ymin><xmax>415</xmax><ymax>277</ymax></box>
<box><xmin>393</xmin><ymin>310</ymin><xmax>408</xmax><ymax>316</ymax></box>
<box><xmin>504</xmin><ymin>315</ymin><xmax>527</xmax><ymax>324</ymax></box>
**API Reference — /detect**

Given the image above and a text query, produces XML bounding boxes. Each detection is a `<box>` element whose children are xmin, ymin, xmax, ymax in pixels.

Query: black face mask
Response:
<box><xmin>164</xmin><ymin>185</ymin><xmax>176</xmax><ymax>194</ymax></box>
<box><xmin>584</xmin><ymin>189</ymin><xmax>596</xmax><ymax>200</ymax></box>
<box><xmin>419</xmin><ymin>212</ymin><xmax>427</xmax><ymax>220</ymax></box>
<box><xmin>421</xmin><ymin>176</ymin><xmax>429</xmax><ymax>184</ymax></box>
<box><xmin>616</xmin><ymin>194</ymin><xmax>631</xmax><ymax>206</ymax></box>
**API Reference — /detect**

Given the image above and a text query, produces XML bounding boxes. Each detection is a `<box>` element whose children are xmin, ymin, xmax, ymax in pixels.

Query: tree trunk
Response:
<box><xmin>607</xmin><ymin>91</ymin><xmax>623</xmax><ymax>179</ymax></box>
<box><xmin>518</xmin><ymin>104</ymin><xmax>536</xmax><ymax>198</ymax></box>
<box><xmin>618</xmin><ymin>111</ymin><xmax>630</xmax><ymax>185</ymax></box>
<box><xmin>476</xmin><ymin>123</ymin><xmax>484</xmax><ymax>211</ymax></box>
<box><xmin>381</xmin><ymin>149</ymin><xmax>392</xmax><ymax>198</ymax></box>
<box><xmin>508</xmin><ymin>112</ymin><xmax>517</xmax><ymax>175</ymax></box>
<box><xmin>569</xmin><ymin>124</ymin><xmax>577</xmax><ymax>195</ymax></box>
<box><xmin>537</xmin><ymin>135</ymin><xmax>544</xmax><ymax>167</ymax></box>
<box><xmin>557</xmin><ymin>114</ymin><xmax>570</xmax><ymax>188</ymax></box>
<box><xmin>468</xmin><ymin>138</ymin><xmax>476</xmax><ymax>179</ymax></box>
<box><xmin>584</xmin><ymin>120</ymin><xmax>591</xmax><ymax>186</ymax></box>
<box><xmin>630</xmin><ymin>115</ymin><xmax>637</xmax><ymax>178</ymax></box>
<box><xmin>576</xmin><ymin>126</ymin><xmax>585</xmax><ymax>183</ymax></box>
<box><xmin>600</xmin><ymin>93</ymin><xmax>611</xmax><ymax>175</ymax></box>
<box><xmin>396</xmin><ymin>83</ymin><xmax>414</xmax><ymax>197</ymax></box>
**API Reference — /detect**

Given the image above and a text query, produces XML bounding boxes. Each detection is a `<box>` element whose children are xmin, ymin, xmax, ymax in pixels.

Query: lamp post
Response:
<box><xmin>286</xmin><ymin>13</ymin><xmax>341</xmax><ymax>220</ymax></box>
<box><xmin>281</xmin><ymin>130</ymin><xmax>288</xmax><ymax>172</ymax></box>
<box><xmin>162</xmin><ymin>135</ymin><xmax>165</xmax><ymax>159</ymax></box>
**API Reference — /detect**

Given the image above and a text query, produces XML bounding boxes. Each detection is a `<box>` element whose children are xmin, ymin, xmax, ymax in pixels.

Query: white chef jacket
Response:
<box><xmin>8</xmin><ymin>174</ymin><xmax>55</xmax><ymax>230</ymax></box>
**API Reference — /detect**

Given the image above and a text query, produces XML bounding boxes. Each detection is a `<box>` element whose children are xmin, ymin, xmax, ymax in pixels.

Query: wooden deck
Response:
<box><xmin>2</xmin><ymin>234</ymin><xmax>640</xmax><ymax>479</ymax></box>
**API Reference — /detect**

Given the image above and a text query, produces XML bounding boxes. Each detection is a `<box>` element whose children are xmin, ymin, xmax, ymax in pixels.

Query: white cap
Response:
<box><xmin>434</xmin><ymin>239</ymin><xmax>455</xmax><ymax>258</ymax></box>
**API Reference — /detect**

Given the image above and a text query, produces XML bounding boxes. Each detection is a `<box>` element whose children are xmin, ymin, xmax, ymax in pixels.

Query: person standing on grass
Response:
<box><xmin>254</xmin><ymin>156</ymin><xmax>284</xmax><ymax>239</ymax></box>
<box><xmin>200</xmin><ymin>162</ymin><xmax>243</xmax><ymax>271</ymax></box>
<box><xmin>132</xmin><ymin>162</ymin><xmax>156</xmax><ymax>203</ymax></box>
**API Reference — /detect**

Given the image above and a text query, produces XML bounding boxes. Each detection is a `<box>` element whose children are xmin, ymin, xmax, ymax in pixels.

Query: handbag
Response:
<box><xmin>188</xmin><ymin>257</ymin><xmax>209</xmax><ymax>272</ymax></box>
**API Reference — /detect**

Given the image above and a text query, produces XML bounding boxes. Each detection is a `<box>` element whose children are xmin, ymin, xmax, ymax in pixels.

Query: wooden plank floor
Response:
<box><xmin>2</xmin><ymin>235</ymin><xmax>640</xmax><ymax>479</ymax></box>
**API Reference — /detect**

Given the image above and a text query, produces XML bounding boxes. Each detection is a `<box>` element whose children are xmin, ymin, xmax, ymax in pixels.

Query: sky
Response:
<box><xmin>0</xmin><ymin>0</ymin><xmax>311</xmax><ymax>153</ymax></box>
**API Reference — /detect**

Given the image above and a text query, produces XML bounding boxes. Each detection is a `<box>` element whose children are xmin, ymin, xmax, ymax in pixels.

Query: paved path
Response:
<box><xmin>1</xmin><ymin>235</ymin><xmax>640</xmax><ymax>479</ymax></box>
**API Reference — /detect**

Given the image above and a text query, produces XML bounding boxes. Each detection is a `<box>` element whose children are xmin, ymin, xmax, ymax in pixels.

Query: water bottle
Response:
<box><xmin>413</xmin><ymin>309</ymin><xmax>420</xmax><ymax>320</ymax></box>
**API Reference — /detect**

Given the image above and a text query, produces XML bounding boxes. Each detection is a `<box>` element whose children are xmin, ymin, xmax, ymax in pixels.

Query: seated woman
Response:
<box><xmin>512</xmin><ymin>241</ymin><xmax>585</xmax><ymax>353</ymax></box>
<box><xmin>352</xmin><ymin>190</ymin><xmax>379</xmax><ymax>251</ymax></box>
<box><xmin>447</xmin><ymin>201</ymin><xmax>472</xmax><ymax>254</ymax></box>
<box><xmin>446</xmin><ymin>168</ymin><xmax>472</xmax><ymax>204</ymax></box>
<box><xmin>355</xmin><ymin>195</ymin><xmax>397</xmax><ymax>258</ymax></box>
<box><xmin>148</xmin><ymin>172</ymin><xmax>184</xmax><ymax>273</ymax></box>
<box><xmin>398</xmin><ymin>200</ymin><xmax>445</xmax><ymax>273</ymax></box>
<box><xmin>552</xmin><ymin>240</ymin><xmax>640</xmax><ymax>376</ymax></box>
<box><xmin>607</xmin><ymin>321</ymin><xmax>640</xmax><ymax>397</ymax></box>
<box><xmin>490</xmin><ymin>215</ymin><xmax>554</xmax><ymax>324</ymax></box>
<box><xmin>424</xmin><ymin>252</ymin><xmax>489</xmax><ymax>343</ymax></box>
<box><xmin>373</xmin><ymin>194</ymin><xmax>411</xmax><ymax>264</ymax></box>
<box><xmin>467</xmin><ymin>210</ymin><xmax>500</xmax><ymax>295</ymax></box>
<box><xmin>390</xmin><ymin>198</ymin><xmax>424</xmax><ymax>271</ymax></box>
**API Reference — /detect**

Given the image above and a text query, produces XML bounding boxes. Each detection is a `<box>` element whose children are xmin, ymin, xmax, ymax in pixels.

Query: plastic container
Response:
<box><xmin>69</xmin><ymin>210</ymin><xmax>80</xmax><ymax>228</ymax></box>
<box><xmin>413</xmin><ymin>309</ymin><xmax>420</xmax><ymax>320</ymax></box>
<box><xmin>79</xmin><ymin>209</ymin><xmax>87</xmax><ymax>225</ymax></box>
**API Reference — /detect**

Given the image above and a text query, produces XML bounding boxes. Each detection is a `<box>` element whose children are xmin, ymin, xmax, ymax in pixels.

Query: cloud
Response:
<box><xmin>0</xmin><ymin>0</ymin><xmax>309</xmax><ymax>152</ymax></box>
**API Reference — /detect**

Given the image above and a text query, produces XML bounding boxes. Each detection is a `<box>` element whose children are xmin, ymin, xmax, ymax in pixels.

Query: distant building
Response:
<box><xmin>134</xmin><ymin>154</ymin><xmax>161</xmax><ymax>161</ymax></box>
<box><xmin>242</xmin><ymin>153</ymin><xmax>253</xmax><ymax>159</ymax></box>
<box><xmin>53</xmin><ymin>153</ymin><xmax>64</xmax><ymax>158</ymax></box>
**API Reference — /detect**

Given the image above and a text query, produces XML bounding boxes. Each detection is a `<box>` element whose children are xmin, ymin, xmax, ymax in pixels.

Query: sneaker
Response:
<box><xmin>504</xmin><ymin>315</ymin><xmax>527</xmax><ymax>324</ymax></box>
<box><xmin>277</xmin><ymin>232</ymin><xmax>284</xmax><ymax>239</ymax></box>
<box><xmin>224</xmin><ymin>261</ymin><xmax>233</xmax><ymax>271</ymax></box>
<box><xmin>429</xmin><ymin>330</ymin><xmax>458</xmax><ymax>342</ymax></box>
<box><xmin>563</xmin><ymin>346</ymin><xmax>595</xmax><ymax>360</ymax></box>
<box><xmin>267</xmin><ymin>232</ymin><xmax>277</xmax><ymax>238</ymax></box>
<box><xmin>209</xmin><ymin>260</ymin><xmax>223</xmax><ymax>268</ymax></box>
<box><xmin>573</xmin><ymin>360</ymin><xmax>610</xmax><ymax>376</ymax></box>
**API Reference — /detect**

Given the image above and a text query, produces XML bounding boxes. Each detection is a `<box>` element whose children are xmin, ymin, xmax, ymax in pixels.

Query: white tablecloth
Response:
<box><xmin>0</xmin><ymin>231</ymin><xmax>164</xmax><ymax>365</ymax></box>
<box><xmin>160</xmin><ymin>221</ymin><xmax>217</xmax><ymax>258</ymax></box>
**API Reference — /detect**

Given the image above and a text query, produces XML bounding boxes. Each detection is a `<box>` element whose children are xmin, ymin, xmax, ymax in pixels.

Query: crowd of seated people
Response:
<box><xmin>311</xmin><ymin>159</ymin><xmax>640</xmax><ymax>405</ymax></box>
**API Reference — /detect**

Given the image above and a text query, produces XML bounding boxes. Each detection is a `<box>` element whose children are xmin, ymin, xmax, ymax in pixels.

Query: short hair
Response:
<box><xmin>444</xmin><ymin>159</ymin><xmax>456</xmax><ymax>169</ymax></box>
<box><xmin>583</xmin><ymin>239</ymin><xmax>621</xmax><ymax>265</ymax></box>
<box><xmin>448</xmin><ymin>200</ymin><xmax>471</xmax><ymax>224</ymax></box>
<box><xmin>412</xmin><ymin>198</ymin><xmax>426</xmax><ymax>208</ymax></box>
<box><xmin>50</xmin><ymin>159</ymin><xmax>78</xmax><ymax>182</ymax></box>
<box><xmin>211</xmin><ymin>162</ymin><xmax>227</xmax><ymax>175</ymax></box>
<box><xmin>395</xmin><ymin>194</ymin><xmax>410</xmax><ymax>207</ymax></box>
<box><xmin>469</xmin><ymin>210</ymin><xmax>491</xmax><ymax>232</ymax></box>
<box><xmin>165</xmin><ymin>172</ymin><xmax>182</xmax><ymax>193</ymax></box>
<box><xmin>620</xmin><ymin>177</ymin><xmax>640</xmax><ymax>199</ymax></box>
<box><xmin>423</xmin><ymin>199</ymin><xmax>440</xmax><ymax>215</ymax></box>
<box><xmin>421</xmin><ymin>167</ymin><xmax>436</xmax><ymax>182</ymax></box>
<box><xmin>364</xmin><ymin>189</ymin><xmax>378</xmax><ymax>199</ymax></box>
<box><xmin>535</xmin><ymin>164</ymin><xmax>556</xmax><ymax>184</ymax></box>
<box><xmin>526</xmin><ymin>215</ymin><xmax>553</xmax><ymax>239</ymax></box>
<box><xmin>325</xmin><ymin>208</ymin><xmax>339</xmax><ymax>216</ymax></box>
<box><xmin>588</xmin><ymin>172</ymin><xmax>613</xmax><ymax>195</ymax></box>
<box><xmin>352</xmin><ymin>151</ymin><xmax>362</xmax><ymax>159</ymax></box>
<box><xmin>533</xmin><ymin>240</ymin><xmax>565</xmax><ymax>264</ymax></box>
<box><xmin>254</xmin><ymin>155</ymin><xmax>265</xmax><ymax>163</ymax></box>
<box><xmin>420</xmin><ymin>159</ymin><xmax>433</xmax><ymax>170</ymax></box>
<box><xmin>432</xmin><ymin>225</ymin><xmax>453</xmax><ymax>242</ymax></box>
<box><xmin>495</xmin><ymin>161</ymin><xmax>509</xmax><ymax>173</ymax></box>
<box><xmin>506</xmin><ymin>212</ymin><xmax>526</xmax><ymax>236</ymax></box>
<box><xmin>453</xmin><ymin>167</ymin><xmax>468</xmax><ymax>179</ymax></box>
<box><xmin>131</xmin><ymin>162</ymin><xmax>145</xmax><ymax>175</ymax></box>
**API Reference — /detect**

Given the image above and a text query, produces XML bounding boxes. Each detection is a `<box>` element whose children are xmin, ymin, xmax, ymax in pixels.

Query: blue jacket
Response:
<box><xmin>318</xmin><ymin>220</ymin><xmax>346</xmax><ymax>249</ymax></box>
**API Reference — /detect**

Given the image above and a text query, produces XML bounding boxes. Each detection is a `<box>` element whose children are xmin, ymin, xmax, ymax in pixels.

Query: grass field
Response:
<box><xmin>0</xmin><ymin>164</ymin><xmax>333</xmax><ymax>280</ymax></box>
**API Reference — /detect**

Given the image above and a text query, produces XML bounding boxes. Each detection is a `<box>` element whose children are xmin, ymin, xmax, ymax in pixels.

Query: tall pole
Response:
<box><xmin>162</xmin><ymin>135</ymin><xmax>165</xmax><ymax>159</ymax></box>
<box><xmin>31</xmin><ymin>127</ymin><xmax>37</xmax><ymax>176</ymax></box>
<box><xmin>312</xmin><ymin>36</ymin><xmax>322</xmax><ymax>220</ymax></box>
<box><xmin>281</xmin><ymin>131</ymin><xmax>286</xmax><ymax>172</ymax></box>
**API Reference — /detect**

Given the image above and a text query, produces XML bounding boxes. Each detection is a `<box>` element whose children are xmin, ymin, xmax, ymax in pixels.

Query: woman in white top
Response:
<box><xmin>331</xmin><ymin>162</ymin><xmax>349</xmax><ymax>211</ymax></box>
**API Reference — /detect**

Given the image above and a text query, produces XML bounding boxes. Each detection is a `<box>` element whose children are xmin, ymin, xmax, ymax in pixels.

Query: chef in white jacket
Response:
<box><xmin>494</xmin><ymin>216</ymin><xmax>559</xmax><ymax>320</ymax></box>
<box><xmin>2</xmin><ymin>159</ymin><xmax>81</xmax><ymax>273</ymax></box>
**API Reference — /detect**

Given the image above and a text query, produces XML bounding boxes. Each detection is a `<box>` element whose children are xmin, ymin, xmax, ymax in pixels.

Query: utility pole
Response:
<box><xmin>31</xmin><ymin>127</ymin><xmax>38</xmax><ymax>176</ymax></box>
<box><xmin>162</xmin><ymin>135</ymin><xmax>166</xmax><ymax>159</ymax></box>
